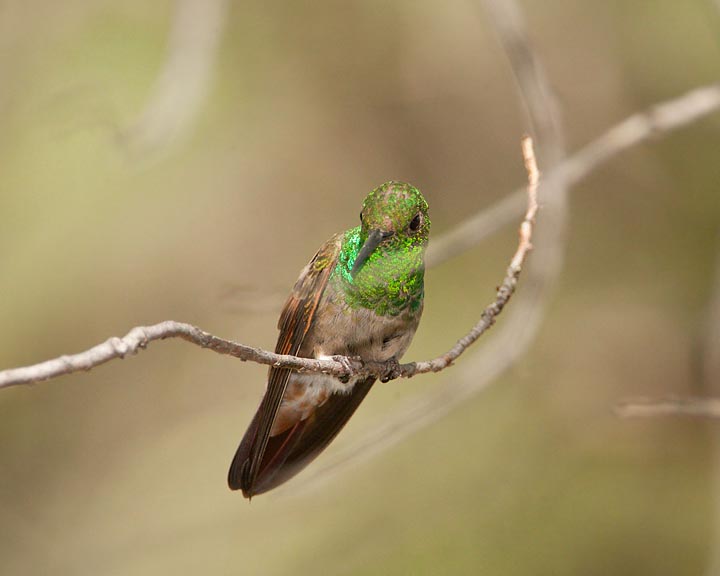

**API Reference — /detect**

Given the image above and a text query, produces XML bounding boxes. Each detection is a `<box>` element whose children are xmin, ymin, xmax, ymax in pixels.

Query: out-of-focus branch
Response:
<box><xmin>121</xmin><ymin>0</ymin><xmax>229</xmax><ymax>160</ymax></box>
<box><xmin>427</xmin><ymin>81</ymin><xmax>720</xmax><ymax>268</ymax></box>
<box><xmin>618</xmin><ymin>232</ymin><xmax>720</xmax><ymax>419</ymax></box>
<box><xmin>561</xmin><ymin>82</ymin><xmax>720</xmax><ymax>184</ymax></box>
<box><xmin>616</xmin><ymin>397</ymin><xmax>720</xmax><ymax>419</ymax></box>
<box><xmin>0</xmin><ymin>140</ymin><xmax>540</xmax><ymax>392</ymax></box>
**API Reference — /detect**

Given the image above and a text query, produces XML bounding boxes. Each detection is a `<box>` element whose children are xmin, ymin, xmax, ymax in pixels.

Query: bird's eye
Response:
<box><xmin>409</xmin><ymin>213</ymin><xmax>422</xmax><ymax>232</ymax></box>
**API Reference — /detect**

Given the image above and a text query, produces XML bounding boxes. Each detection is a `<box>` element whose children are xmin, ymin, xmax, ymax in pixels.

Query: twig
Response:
<box><xmin>403</xmin><ymin>136</ymin><xmax>539</xmax><ymax>376</ymax></box>
<box><xmin>0</xmin><ymin>322</ymin><xmax>352</xmax><ymax>389</ymax></box>
<box><xmin>0</xmin><ymin>139</ymin><xmax>541</xmax><ymax>392</ymax></box>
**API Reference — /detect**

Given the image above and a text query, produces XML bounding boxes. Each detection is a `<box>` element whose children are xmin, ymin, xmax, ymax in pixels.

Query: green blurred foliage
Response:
<box><xmin>1</xmin><ymin>1</ymin><xmax>719</xmax><ymax>574</ymax></box>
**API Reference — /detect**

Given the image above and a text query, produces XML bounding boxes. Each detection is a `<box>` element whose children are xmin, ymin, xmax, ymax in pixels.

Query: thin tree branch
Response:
<box><xmin>616</xmin><ymin>397</ymin><xmax>720</xmax><ymax>419</ymax></box>
<box><xmin>427</xmin><ymin>81</ymin><xmax>720</xmax><ymax>268</ymax></box>
<box><xmin>0</xmin><ymin>139</ymin><xmax>540</xmax><ymax>392</ymax></box>
<box><xmin>0</xmin><ymin>321</ymin><xmax>350</xmax><ymax>389</ymax></box>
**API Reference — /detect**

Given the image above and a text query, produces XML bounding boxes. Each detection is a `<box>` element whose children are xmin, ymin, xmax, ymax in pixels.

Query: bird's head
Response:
<box><xmin>351</xmin><ymin>181</ymin><xmax>430</xmax><ymax>278</ymax></box>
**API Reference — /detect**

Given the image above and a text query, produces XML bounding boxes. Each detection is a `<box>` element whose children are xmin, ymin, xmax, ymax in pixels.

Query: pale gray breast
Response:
<box><xmin>304</xmin><ymin>290</ymin><xmax>422</xmax><ymax>363</ymax></box>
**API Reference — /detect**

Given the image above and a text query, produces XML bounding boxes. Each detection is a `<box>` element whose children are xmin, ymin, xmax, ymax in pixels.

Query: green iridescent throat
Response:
<box><xmin>333</xmin><ymin>227</ymin><xmax>425</xmax><ymax>316</ymax></box>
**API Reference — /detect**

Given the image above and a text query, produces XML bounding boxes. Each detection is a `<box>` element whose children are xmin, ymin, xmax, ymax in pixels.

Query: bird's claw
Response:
<box><xmin>331</xmin><ymin>355</ymin><xmax>356</xmax><ymax>383</ymax></box>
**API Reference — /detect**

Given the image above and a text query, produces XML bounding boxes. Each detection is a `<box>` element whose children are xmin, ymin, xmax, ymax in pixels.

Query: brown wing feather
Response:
<box><xmin>248</xmin><ymin>376</ymin><xmax>376</xmax><ymax>495</ymax></box>
<box><xmin>228</xmin><ymin>233</ymin><xmax>343</xmax><ymax>495</ymax></box>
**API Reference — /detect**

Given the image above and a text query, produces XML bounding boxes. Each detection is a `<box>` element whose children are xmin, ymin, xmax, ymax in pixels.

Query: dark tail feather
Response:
<box><xmin>228</xmin><ymin>408</ymin><xmax>307</xmax><ymax>498</ymax></box>
<box><xmin>227</xmin><ymin>409</ymin><xmax>261</xmax><ymax>492</ymax></box>
<box><xmin>228</xmin><ymin>377</ymin><xmax>376</xmax><ymax>498</ymax></box>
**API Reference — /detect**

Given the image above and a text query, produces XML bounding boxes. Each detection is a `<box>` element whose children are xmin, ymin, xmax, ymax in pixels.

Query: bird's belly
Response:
<box><xmin>307</xmin><ymin>297</ymin><xmax>421</xmax><ymax>363</ymax></box>
<box><xmin>271</xmin><ymin>372</ymin><xmax>354</xmax><ymax>435</ymax></box>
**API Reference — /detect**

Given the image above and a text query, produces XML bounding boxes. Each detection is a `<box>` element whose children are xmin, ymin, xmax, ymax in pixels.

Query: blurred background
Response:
<box><xmin>1</xmin><ymin>1</ymin><xmax>719</xmax><ymax>574</ymax></box>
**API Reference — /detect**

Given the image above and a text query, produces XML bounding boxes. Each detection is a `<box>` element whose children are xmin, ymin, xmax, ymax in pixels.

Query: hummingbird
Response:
<box><xmin>228</xmin><ymin>181</ymin><xmax>430</xmax><ymax>498</ymax></box>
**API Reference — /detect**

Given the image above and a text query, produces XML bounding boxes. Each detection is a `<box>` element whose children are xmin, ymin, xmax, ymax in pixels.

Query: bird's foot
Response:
<box><xmin>331</xmin><ymin>355</ymin><xmax>359</xmax><ymax>383</ymax></box>
<box><xmin>380</xmin><ymin>358</ymin><xmax>401</xmax><ymax>383</ymax></box>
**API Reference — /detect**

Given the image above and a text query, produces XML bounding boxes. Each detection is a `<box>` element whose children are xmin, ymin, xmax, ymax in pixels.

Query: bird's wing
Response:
<box><xmin>228</xmin><ymin>233</ymin><xmax>343</xmax><ymax>495</ymax></box>
<box><xmin>246</xmin><ymin>375</ymin><xmax>375</xmax><ymax>495</ymax></box>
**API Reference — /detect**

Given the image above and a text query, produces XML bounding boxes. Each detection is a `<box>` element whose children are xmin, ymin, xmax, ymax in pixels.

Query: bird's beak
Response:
<box><xmin>351</xmin><ymin>229</ymin><xmax>393</xmax><ymax>278</ymax></box>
